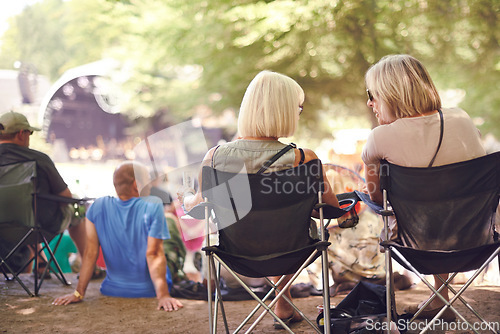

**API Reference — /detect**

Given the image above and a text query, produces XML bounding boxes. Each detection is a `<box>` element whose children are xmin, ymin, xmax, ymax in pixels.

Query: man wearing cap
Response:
<box><xmin>0</xmin><ymin>111</ymin><xmax>87</xmax><ymax>272</ymax></box>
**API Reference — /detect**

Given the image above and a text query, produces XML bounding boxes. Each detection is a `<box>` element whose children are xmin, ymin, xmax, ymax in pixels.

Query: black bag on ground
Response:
<box><xmin>217</xmin><ymin>277</ymin><xmax>273</xmax><ymax>301</ymax></box>
<box><xmin>170</xmin><ymin>280</ymin><xmax>208</xmax><ymax>300</ymax></box>
<box><xmin>317</xmin><ymin>281</ymin><xmax>387</xmax><ymax>334</ymax></box>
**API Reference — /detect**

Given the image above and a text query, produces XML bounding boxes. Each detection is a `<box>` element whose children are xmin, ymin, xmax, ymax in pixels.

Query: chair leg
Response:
<box><xmin>233</xmin><ymin>277</ymin><xmax>278</xmax><ymax>333</ymax></box>
<box><xmin>0</xmin><ymin>258</ymin><xmax>9</xmax><ymax>278</ymax></box>
<box><xmin>1</xmin><ymin>229</ymin><xmax>36</xmax><ymax>296</ymax></box>
<box><xmin>391</xmin><ymin>248</ymin><xmax>480</xmax><ymax>334</ymax></box>
<box><xmin>242</xmin><ymin>259</ymin><xmax>321</xmax><ymax>330</ymax></box>
<box><xmin>39</xmin><ymin>232</ymin><xmax>71</xmax><ymax>286</ymax></box>
<box><xmin>439</xmin><ymin>248</ymin><xmax>500</xmax><ymax>333</ymax></box>
<box><xmin>410</xmin><ymin>273</ymin><xmax>455</xmax><ymax>323</ymax></box>
<box><xmin>388</xmin><ymin>253</ymin><xmax>397</xmax><ymax>322</ymax></box>
<box><xmin>440</xmin><ymin>277</ymin><xmax>492</xmax><ymax>327</ymax></box>
<box><xmin>34</xmin><ymin>230</ymin><xmax>39</xmax><ymax>296</ymax></box>
<box><xmin>382</xmin><ymin>190</ymin><xmax>395</xmax><ymax>334</ymax></box>
<box><xmin>206</xmin><ymin>251</ymin><xmax>214</xmax><ymax>334</ymax></box>
<box><xmin>212</xmin><ymin>255</ymin><xmax>296</xmax><ymax>333</ymax></box>
<box><xmin>210</xmin><ymin>258</ymin><xmax>229</xmax><ymax>334</ymax></box>
<box><xmin>0</xmin><ymin>256</ymin><xmax>34</xmax><ymax>297</ymax></box>
<box><xmin>272</xmin><ymin>280</ymin><xmax>321</xmax><ymax>332</ymax></box>
<box><xmin>244</xmin><ymin>250</ymin><xmax>322</xmax><ymax>333</ymax></box>
<box><xmin>385</xmin><ymin>247</ymin><xmax>393</xmax><ymax>334</ymax></box>
<box><xmin>321</xmin><ymin>247</ymin><xmax>331</xmax><ymax>334</ymax></box>
<box><xmin>211</xmin><ymin>255</ymin><xmax>292</xmax><ymax>333</ymax></box>
<box><xmin>34</xmin><ymin>232</ymin><xmax>70</xmax><ymax>295</ymax></box>
<box><xmin>245</xmin><ymin>279</ymin><xmax>295</xmax><ymax>333</ymax></box>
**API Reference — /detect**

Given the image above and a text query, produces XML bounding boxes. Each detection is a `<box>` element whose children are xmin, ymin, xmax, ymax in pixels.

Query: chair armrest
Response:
<box><xmin>36</xmin><ymin>193</ymin><xmax>92</xmax><ymax>205</ymax></box>
<box><xmin>315</xmin><ymin>191</ymin><xmax>360</xmax><ymax>220</ymax></box>
<box><xmin>185</xmin><ymin>202</ymin><xmax>213</xmax><ymax>220</ymax></box>
<box><xmin>354</xmin><ymin>190</ymin><xmax>393</xmax><ymax>216</ymax></box>
<box><xmin>189</xmin><ymin>192</ymin><xmax>363</xmax><ymax>222</ymax></box>
<box><xmin>316</xmin><ymin>203</ymin><xmax>349</xmax><ymax>219</ymax></box>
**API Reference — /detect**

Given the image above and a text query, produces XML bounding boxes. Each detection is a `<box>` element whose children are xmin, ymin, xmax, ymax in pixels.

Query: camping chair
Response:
<box><xmin>356</xmin><ymin>152</ymin><xmax>500</xmax><ymax>334</ymax></box>
<box><xmin>187</xmin><ymin>159</ymin><xmax>359</xmax><ymax>333</ymax></box>
<box><xmin>0</xmin><ymin>160</ymin><xmax>86</xmax><ymax>296</ymax></box>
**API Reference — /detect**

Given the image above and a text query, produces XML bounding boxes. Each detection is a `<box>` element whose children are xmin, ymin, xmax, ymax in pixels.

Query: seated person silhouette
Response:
<box><xmin>0</xmin><ymin>111</ymin><xmax>87</xmax><ymax>276</ymax></box>
<box><xmin>362</xmin><ymin>54</ymin><xmax>486</xmax><ymax>320</ymax></box>
<box><xmin>178</xmin><ymin>70</ymin><xmax>340</xmax><ymax>328</ymax></box>
<box><xmin>53</xmin><ymin>162</ymin><xmax>183</xmax><ymax>312</ymax></box>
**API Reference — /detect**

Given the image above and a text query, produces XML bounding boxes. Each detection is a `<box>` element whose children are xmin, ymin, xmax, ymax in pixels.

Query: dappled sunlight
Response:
<box><xmin>4</xmin><ymin>303</ymin><xmax>18</xmax><ymax>309</ymax></box>
<box><xmin>16</xmin><ymin>307</ymin><xmax>36</xmax><ymax>315</ymax></box>
<box><xmin>4</xmin><ymin>300</ymin><xmax>38</xmax><ymax>316</ymax></box>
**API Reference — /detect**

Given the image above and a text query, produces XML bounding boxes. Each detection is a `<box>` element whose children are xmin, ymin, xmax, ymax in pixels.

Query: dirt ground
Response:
<box><xmin>1</xmin><ymin>273</ymin><xmax>499</xmax><ymax>334</ymax></box>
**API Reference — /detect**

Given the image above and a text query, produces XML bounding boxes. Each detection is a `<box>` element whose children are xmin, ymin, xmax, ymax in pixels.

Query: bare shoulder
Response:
<box><xmin>201</xmin><ymin>145</ymin><xmax>221</xmax><ymax>166</ymax></box>
<box><xmin>302</xmin><ymin>148</ymin><xmax>319</xmax><ymax>161</ymax></box>
<box><xmin>295</xmin><ymin>147</ymin><xmax>320</xmax><ymax>165</ymax></box>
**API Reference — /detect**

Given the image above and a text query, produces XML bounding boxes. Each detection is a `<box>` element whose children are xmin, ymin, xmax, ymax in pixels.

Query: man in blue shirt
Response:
<box><xmin>53</xmin><ymin>162</ymin><xmax>183</xmax><ymax>311</ymax></box>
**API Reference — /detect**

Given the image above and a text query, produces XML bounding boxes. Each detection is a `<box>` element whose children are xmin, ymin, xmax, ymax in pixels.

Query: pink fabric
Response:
<box><xmin>96</xmin><ymin>247</ymin><xmax>106</xmax><ymax>269</ymax></box>
<box><xmin>175</xmin><ymin>204</ymin><xmax>204</xmax><ymax>251</ymax></box>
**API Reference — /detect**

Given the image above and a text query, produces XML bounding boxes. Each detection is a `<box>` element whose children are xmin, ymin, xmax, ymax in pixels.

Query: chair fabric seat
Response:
<box><xmin>386</xmin><ymin>240</ymin><xmax>500</xmax><ymax>275</ymax></box>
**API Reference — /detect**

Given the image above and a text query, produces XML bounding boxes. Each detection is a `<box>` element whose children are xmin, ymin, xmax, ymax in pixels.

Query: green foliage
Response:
<box><xmin>1</xmin><ymin>0</ymin><xmax>498</xmax><ymax>139</ymax></box>
<box><xmin>157</xmin><ymin>0</ymin><xmax>500</xmax><ymax>137</ymax></box>
<box><xmin>0</xmin><ymin>0</ymin><xmax>70</xmax><ymax>79</ymax></box>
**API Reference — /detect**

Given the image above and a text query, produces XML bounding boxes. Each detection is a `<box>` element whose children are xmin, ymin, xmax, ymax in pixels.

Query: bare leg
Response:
<box><xmin>405</xmin><ymin>273</ymin><xmax>455</xmax><ymax>320</ymax></box>
<box><xmin>185</xmin><ymin>249</ymin><xmax>202</xmax><ymax>282</ymax></box>
<box><xmin>429</xmin><ymin>273</ymin><xmax>449</xmax><ymax>308</ymax></box>
<box><xmin>416</xmin><ymin>273</ymin><xmax>450</xmax><ymax>309</ymax></box>
<box><xmin>28</xmin><ymin>244</ymin><xmax>49</xmax><ymax>273</ymax></box>
<box><xmin>68</xmin><ymin>222</ymin><xmax>86</xmax><ymax>259</ymax></box>
<box><xmin>272</xmin><ymin>275</ymin><xmax>302</xmax><ymax>321</ymax></box>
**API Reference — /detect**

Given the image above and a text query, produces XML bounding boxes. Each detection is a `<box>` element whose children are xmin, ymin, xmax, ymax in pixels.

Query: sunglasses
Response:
<box><xmin>366</xmin><ymin>89</ymin><xmax>374</xmax><ymax>102</ymax></box>
<box><xmin>23</xmin><ymin>129</ymin><xmax>34</xmax><ymax>135</ymax></box>
<box><xmin>299</xmin><ymin>105</ymin><xmax>303</xmax><ymax>115</ymax></box>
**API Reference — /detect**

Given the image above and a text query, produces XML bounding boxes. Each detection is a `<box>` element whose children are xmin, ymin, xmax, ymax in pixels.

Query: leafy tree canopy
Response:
<box><xmin>1</xmin><ymin>0</ymin><xmax>498</xmax><ymax>139</ymax></box>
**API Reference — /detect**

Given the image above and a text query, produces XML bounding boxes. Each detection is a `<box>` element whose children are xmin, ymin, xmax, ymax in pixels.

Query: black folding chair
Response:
<box><xmin>188</xmin><ymin>159</ymin><xmax>358</xmax><ymax>333</ymax></box>
<box><xmin>357</xmin><ymin>152</ymin><xmax>500</xmax><ymax>334</ymax></box>
<box><xmin>0</xmin><ymin>160</ymin><xmax>86</xmax><ymax>296</ymax></box>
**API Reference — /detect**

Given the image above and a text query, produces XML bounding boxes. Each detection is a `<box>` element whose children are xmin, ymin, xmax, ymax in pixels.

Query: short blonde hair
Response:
<box><xmin>238</xmin><ymin>70</ymin><xmax>304</xmax><ymax>138</ymax></box>
<box><xmin>365</xmin><ymin>55</ymin><xmax>441</xmax><ymax>119</ymax></box>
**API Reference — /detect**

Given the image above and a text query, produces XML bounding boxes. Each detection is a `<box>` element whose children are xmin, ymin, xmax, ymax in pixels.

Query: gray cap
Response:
<box><xmin>0</xmin><ymin>111</ymin><xmax>41</xmax><ymax>134</ymax></box>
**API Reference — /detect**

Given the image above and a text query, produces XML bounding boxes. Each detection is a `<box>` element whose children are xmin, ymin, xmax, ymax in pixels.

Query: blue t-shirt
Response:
<box><xmin>86</xmin><ymin>196</ymin><xmax>171</xmax><ymax>298</ymax></box>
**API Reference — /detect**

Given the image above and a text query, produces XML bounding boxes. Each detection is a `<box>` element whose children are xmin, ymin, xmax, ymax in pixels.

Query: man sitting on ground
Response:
<box><xmin>53</xmin><ymin>161</ymin><xmax>183</xmax><ymax>311</ymax></box>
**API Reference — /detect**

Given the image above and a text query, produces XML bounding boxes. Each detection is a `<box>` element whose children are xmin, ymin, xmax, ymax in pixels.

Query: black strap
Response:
<box><xmin>257</xmin><ymin>143</ymin><xmax>297</xmax><ymax>175</ymax></box>
<box><xmin>210</xmin><ymin>145</ymin><xmax>221</xmax><ymax>168</ymax></box>
<box><xmin>298</xmin><ymin>148</ymin><xmax>305</xmax><ymax>165</ymax></box>
<box><xmin>428</xmin><ymin>109</ymin><xmax>444</xmax><ymax>168</ymax></box>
